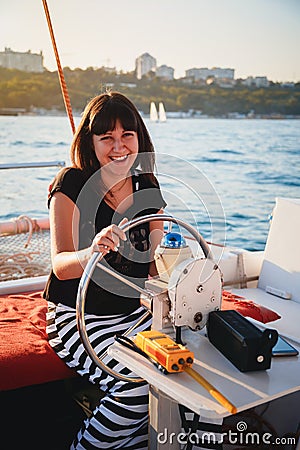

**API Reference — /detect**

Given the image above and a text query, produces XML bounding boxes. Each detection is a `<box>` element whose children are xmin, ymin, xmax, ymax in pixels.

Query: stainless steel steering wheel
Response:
<box><xmin>76</xmin><ymin>213</ymin><xmax>213</xmax><ymax>382</ymax></box>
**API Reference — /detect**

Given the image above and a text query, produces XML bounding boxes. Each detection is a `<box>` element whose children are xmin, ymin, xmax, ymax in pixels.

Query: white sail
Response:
<box><xmin>158</xmin><ymin>102</ymin><xmax>167</xmax><ymax>122</ymax></box>
<box><xmin>150</xmin><ymin>102</ymin><xmax>158</xmax><ymax>122</ymax></box>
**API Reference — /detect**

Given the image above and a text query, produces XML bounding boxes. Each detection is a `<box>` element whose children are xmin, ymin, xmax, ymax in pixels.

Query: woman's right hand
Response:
<box><xmin>91</xmin><ymin>218</ymin><xmax>128</xmax><ymax>255</ymax></box>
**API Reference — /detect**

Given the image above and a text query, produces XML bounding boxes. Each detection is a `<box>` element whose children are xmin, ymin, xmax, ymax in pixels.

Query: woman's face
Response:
<box><xmin>92</xmin><ymin>119</ymin><xmax>139</xmax><ymax>177</ymax></box>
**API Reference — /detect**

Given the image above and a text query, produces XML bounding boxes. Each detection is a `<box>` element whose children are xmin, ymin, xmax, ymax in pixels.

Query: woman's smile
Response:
<box><xmin>110</xmin><ymin>154</ymin><xmax>129</xmax><ymax>162</ymax></box>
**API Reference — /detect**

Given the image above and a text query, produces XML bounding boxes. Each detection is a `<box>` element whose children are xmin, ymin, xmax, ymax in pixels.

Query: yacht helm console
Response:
<box><xmin>76</xmin><ymin>214</ymin><xmax>223</xmax><ymax>380</ymax></box>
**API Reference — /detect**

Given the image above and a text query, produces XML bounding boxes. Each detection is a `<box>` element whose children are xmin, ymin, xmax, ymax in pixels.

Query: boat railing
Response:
<box><xmin>0</xmin><ymin>160</ymin><xmax>65</xmax><ymax>170</ymax></box>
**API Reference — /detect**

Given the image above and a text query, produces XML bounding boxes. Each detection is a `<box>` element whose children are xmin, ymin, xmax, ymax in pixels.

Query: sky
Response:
<box><xmin>1</xmin><ymin>0</ymin><xmax>300</xmax><ymax>82</ymax></box>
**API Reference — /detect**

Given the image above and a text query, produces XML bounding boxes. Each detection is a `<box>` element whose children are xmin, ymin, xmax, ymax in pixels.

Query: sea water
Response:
<box><xmin>0</xmin><ymin>115</ymin><xmax>299</xmax><ymax>251</ymax></box>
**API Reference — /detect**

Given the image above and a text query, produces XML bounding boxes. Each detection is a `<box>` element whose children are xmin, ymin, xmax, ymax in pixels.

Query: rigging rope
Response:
<box><xmin>42</xmin><ymin>0</ymin><xmax>76</xmax><ymax>135</ymax></box>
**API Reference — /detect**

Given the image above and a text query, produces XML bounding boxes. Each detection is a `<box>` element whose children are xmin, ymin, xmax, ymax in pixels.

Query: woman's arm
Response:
<box><xmin>50</xmin><ymin>192</ymin><xmax>91</xmax><ymax>280</ymax></box>
<box><xmin>50</xmin><ymin>192</ymin><xmax>126</xmax><ymax>280</ymax></box>
<box><xmin>148</xmin><ymin>209</ymin><xmax>165</xmax><ymax>277</ymax></box>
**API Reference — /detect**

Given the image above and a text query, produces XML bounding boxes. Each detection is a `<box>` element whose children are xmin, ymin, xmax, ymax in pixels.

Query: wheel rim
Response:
<box><xmin>76</xmin><ymin>213</ymin><xmax>212</xmax><ymax>382</ymax></box>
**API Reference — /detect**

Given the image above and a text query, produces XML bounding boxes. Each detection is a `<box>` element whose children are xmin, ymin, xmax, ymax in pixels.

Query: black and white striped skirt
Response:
<box><xmin>46</xmin><ymin>301</ymin><xmax>152</xmax><ymax>449</ymax></box>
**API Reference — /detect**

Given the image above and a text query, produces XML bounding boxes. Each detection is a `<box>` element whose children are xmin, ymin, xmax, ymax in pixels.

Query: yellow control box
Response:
<box><xmin>135</xmin><ymin>330</ymin><xmax>194</xmax><ymax>373</ymax></box>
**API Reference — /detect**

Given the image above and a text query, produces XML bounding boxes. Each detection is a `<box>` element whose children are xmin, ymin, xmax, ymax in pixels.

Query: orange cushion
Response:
<box><xmin>0</xmin><ymin>291</ymin><xmax>76</xmax><ymax>391</ymax></box>
<box><xmin>221</xmin><ymin>290</ymin><xmax>281</xmax><ymax>324</ymax></box>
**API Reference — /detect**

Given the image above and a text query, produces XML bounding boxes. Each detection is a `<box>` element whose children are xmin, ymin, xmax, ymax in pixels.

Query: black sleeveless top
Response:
<box><xmin>43</xmin><ymin>167</ymin><xmax>166</xmax><ymax>315</ymax></box>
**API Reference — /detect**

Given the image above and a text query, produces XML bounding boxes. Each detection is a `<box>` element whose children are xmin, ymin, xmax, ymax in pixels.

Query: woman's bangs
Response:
<box><xmin>91</xmin><ymin>102</ymin><xmax>138</xmax><ymax>135</ymax></box>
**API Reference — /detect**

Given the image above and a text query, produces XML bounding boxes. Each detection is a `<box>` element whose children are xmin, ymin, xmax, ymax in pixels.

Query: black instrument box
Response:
<box><xmin>207</xmin><ymin>310</ymin><xmax>278</xmax><ymax>372</ymax></box>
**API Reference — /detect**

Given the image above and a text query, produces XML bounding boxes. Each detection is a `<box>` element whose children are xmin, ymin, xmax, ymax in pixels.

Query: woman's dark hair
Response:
<box><xmin>70</xmin><ymin>92</ymin><xmax>155</xmax><ymax>179</ymax></box>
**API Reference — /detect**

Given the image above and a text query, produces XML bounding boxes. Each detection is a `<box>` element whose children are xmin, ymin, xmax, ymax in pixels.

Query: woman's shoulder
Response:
<box><xmin>55</xmin><ymin>166</ymin><xmax>85</xmax><ymax>183</ymax></box>
<box><xmin>48</xmin><ymin>167</ymin><xmax>87</xmax><ymax>206</ymax></box>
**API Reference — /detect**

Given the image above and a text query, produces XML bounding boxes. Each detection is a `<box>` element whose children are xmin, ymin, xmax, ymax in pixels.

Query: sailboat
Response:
<box><xmin>150</xmin><ymin>101</ymin><xmax>167</xmax><ymax>122</ymax></box>
<box><xmin>150</xmin><ymin>101</ymin><xmax>158</xmax><ymax>122</ymax></box>
<box><xmin>158</xmin><ymin>101</ymin><xmax>167</xmax><ymax>122</ymax></box>
<box><xmin>1</xmin><ymin>2</ymin><xmax>299</xmax><ymax>449</ymax></box>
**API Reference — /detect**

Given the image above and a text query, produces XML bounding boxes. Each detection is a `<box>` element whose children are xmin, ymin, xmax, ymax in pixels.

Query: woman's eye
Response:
<box><xmin>100</xmin><ymin>135</ymin><xmax>112</xmax><ymax>141</ymax></box>
<box><xmin>123</xmin><ymin>132</ymin><xmax>134</xmax><ymax>138</ymax></box>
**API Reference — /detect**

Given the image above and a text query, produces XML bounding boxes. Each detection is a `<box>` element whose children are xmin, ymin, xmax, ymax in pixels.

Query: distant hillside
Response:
<box><xmin>0</xmin><ymin>67</ymin><xmax>299</xmax><ymax>117</ymax></box>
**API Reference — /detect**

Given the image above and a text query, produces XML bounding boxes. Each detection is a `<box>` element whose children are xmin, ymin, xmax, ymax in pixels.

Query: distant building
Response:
<box><xmin>156</xmin><ymin>64</ymin><xmax>174</xmax><ymax>80</ymax></box>
<box><xmin>214</xmin><ymin>78</ymin><xmax>236</xmax><ymax>88</ymax></box>
<box><xmin>185</xmin><ymin>67</ymin><xmax>235</xmax><ymax>81</ymax></box>
<box><xmin>100</xmin><ymin>65</ymin><xmax>116</xmax><ymax>74</ymax></box>
<box><xmin>280</xmin><ymin>81</ymin><xmax>295</xmax><ymax>88</ymax></box>
<box><xmin>120</xmin><ymin>82</ymin><xmax>137</xmax><ymax>88</ymax></box>
<box><xmin>135</xmin><ymin>53</ymin><xmax>157</xmax><ymax>79</ymax></box>
<box><xmin>0</xmin><ymin>47</ymin><xmax>44</xmax><ymax>72</ymax></box>
<box><xmin>242</xmin><ymin>76</ymin><xmax>270</xmax><ymax>88</ymax></box>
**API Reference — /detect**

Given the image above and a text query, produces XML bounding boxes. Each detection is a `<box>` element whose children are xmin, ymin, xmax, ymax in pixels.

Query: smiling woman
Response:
<box><xmin>43</xmin><ymin>91</ymin><xmax>166</xmax><ymax>449</ymax></box>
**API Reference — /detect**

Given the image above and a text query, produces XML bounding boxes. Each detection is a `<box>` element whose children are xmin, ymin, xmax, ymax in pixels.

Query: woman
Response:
<box><xmin>44</xmin><ymin>92</ymin><xmax>166</xmax><ymax>449</ymax></box>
